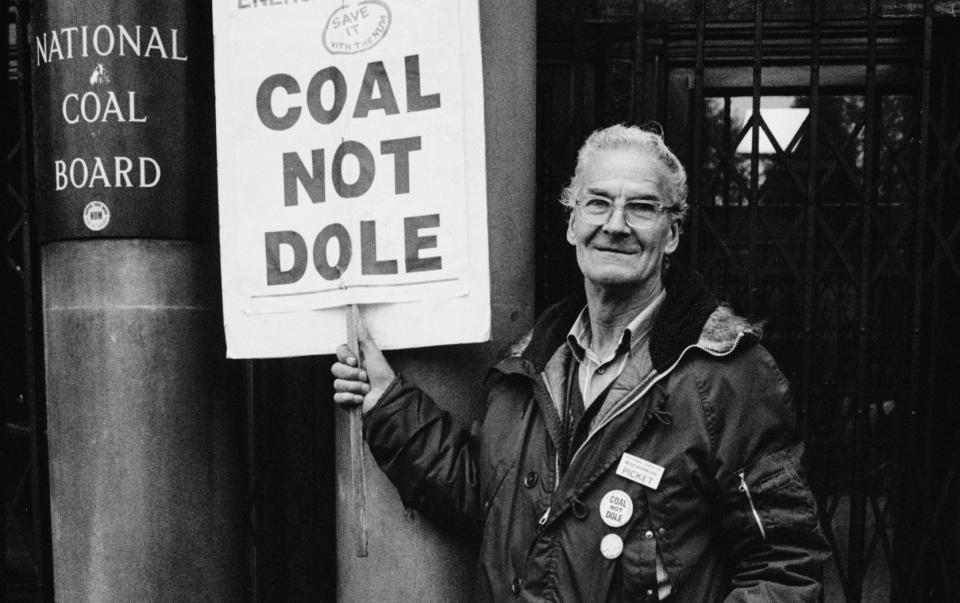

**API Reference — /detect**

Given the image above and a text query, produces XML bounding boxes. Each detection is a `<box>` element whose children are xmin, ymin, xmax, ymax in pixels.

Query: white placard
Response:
<box><xmin>213</xmin><ymin>0</ymin><xmax>489</xmax><ymax>358</ymax></box>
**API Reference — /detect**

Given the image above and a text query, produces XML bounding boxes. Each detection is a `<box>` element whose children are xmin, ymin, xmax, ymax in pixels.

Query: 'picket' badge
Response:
<box><xmin>616</xmin><ymin>452</ymin><xmax>665</xmax><ymax>490</ymax></box>
<box><xmin>599</xmin><ymin>490</ymin><xmax>633</xmax><ymax>528</ymax></box>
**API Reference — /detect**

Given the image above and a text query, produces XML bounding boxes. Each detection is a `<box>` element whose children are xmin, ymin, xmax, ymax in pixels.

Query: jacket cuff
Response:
<box><xmin>362</xmin><ymin>373</ymin><xmax>405</xmax><ymax>432</ymax></box>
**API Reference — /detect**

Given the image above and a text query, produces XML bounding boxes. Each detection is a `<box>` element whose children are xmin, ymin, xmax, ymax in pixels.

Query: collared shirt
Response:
<box><xmin>564</xmin><ymin>287</ymin><xmax>670</xmax><ymax>598</ymax></box>
<box><xmin>565</xmin><ymin>287</ymin><xmax>666</xmax><ymax>411</ymax></box>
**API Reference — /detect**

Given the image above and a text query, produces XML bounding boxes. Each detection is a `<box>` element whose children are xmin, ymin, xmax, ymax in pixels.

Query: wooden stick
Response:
<box><xmin>346</xmin><ymin>304</ymin><xmax>369</xmax><ymax>557</ymax></box>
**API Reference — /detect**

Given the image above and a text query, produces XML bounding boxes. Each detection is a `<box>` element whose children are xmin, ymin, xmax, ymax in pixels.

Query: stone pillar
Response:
<box><xmin>31</xmin><ymin>3</ymin><xmax>245</xmax><ymax>600</ymax></box>
<box><xmin>41</xmin><ymin>241</ymin><xmax>244</xmax><ymax>601</ymax></box>
<box><xmin>335</xmin><ymin>1</ymin><xmax>537</xmax><ymax>600</ymax></box>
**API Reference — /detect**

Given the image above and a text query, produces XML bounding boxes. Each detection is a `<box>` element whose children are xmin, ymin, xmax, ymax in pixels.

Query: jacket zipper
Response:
<box><xmin>567</xmin><ymin>333</ymin><xmax>746</xmax><ymax>467</ymax></box>
<box><xmin>538</xmin><ymin>372</ymin><xmax>563</xmax><ymax>524</ymax></box>
<box><xmin>539</xmin><ymin>371</ymin><xmax>564</xmax><ymax>493</ymax></box>
<box><xmin>738</xmin><ymin>470</ymin><xmax>767</xmax><ymax>540</ymax></box>
<box><xmin>536</xmin><ymin>452</ymin><xmax>559</xmax><ymax>527</ymax></box>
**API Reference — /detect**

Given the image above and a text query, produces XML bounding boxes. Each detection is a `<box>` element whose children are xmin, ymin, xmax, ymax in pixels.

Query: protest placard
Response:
<box><xmin>214</xmin><ymin>0</ymin><xmax>488</xmax><ymax>358</ymax></box>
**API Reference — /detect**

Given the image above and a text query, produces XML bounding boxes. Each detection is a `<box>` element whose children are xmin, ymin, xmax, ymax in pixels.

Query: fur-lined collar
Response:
<box><xmin>696</xmin><ymin>304</ymin><xmax>761</xmax><ymax>355</ymax></box>
<box><xmin>500</xmin><ymin>264</ymin><xmax>759</xmax><ymax>375</ymax></box>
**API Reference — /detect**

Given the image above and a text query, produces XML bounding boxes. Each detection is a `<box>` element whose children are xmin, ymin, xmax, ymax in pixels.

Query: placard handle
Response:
<box><xmin>346</xmin><ymin>304</ymin><xmax>369</xmax><ymax>557</ymax></box>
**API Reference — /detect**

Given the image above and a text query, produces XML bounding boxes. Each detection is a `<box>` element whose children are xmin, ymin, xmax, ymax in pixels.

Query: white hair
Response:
<box><xmin>559</xmin><ymin>124</ymin><xmax>689</xmax><ymax>220</ymax></box>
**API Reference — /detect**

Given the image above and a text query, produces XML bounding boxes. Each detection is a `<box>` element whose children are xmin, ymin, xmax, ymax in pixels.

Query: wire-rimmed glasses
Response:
<box><xmin>576</xmin><ymin>195</ymin><xmax>678</xmax><ymax>228</ymax></box>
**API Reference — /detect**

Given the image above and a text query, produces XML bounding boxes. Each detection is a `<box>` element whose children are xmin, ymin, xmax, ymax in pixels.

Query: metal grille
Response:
<box><xmin>3</xmin><ymin>0</ymin><xmax>51</xmax><ymax>601</ymax></box>
<box><xmin>537</xmin><ymin>1</ymin><xmax>960</xmax><ymax>600</ymax></box>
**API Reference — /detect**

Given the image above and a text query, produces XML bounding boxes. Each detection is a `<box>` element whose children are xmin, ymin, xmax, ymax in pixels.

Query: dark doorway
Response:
<box><xmin>245</xmin><ymin>358</ymin><xmax>338</xmax><ymax>602</ymax></box>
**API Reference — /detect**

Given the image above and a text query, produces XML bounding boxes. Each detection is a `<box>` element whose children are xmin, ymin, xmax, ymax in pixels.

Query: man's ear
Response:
<box><xmin>566</xmin><ymin>211</ymin><xmax>577</xmax><ymax>245</ymax></box>
<box><xmin>664</xmin><ymin>219</ymin><xmax>681</xmax><ymax>255</ymax></box>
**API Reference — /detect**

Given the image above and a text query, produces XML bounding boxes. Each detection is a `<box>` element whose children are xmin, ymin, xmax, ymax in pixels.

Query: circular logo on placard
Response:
<box><xmin>323</xmin><ymin>1</ymin><xmax>392</xmax><ymax>55</ymax></box>
<box><xmin>83</xmin><ymin>200</ymin><xmax>110</xmax><ymax>231</ymax></box>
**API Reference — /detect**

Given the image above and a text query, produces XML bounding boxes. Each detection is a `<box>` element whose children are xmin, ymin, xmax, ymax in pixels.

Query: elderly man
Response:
<box><xmin>332</xmin><ymin>125</ymin><xmax>830</xmax><ymax>601</ymax></box>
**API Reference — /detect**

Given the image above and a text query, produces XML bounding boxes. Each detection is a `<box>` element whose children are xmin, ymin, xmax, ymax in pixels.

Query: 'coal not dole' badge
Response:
<box><xmin>599</xmin><ymin>490</ymin><xmax>633</xmax><ymax>528</ymax></box>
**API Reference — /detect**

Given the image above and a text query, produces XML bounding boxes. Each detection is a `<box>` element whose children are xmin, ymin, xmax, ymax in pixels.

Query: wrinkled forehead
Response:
<box><xmin>578</xmin><ymin>148</ymin><xmax>670</xmax><ymax>192</ymax></box>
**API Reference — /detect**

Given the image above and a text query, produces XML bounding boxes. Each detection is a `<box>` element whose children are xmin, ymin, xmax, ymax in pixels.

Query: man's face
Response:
<box><xmin>566</xmin><ymin>148</ymin><xmax>680</xmax><ymax>292</ymax></box>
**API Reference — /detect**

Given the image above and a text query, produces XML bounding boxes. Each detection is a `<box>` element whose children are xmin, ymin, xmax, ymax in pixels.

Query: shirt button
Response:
<box><xmin>646</xmin><ymin>588</ymin><xmax>654</xmax><ymax>597</ymax></box>
<box><xmin>512</xmin><ymin>576</ymin><xmax>524</xmax><ymax>595</ymax></box>
<box><xmin>523</xmin><ymin>471</ymin><xmax>538</xmax><ymax>488</ymax></box>
<box><xmin>658</xmin><ymin>527</ymin><xmax>666</xmax><ymax>535</ymax></box>
<box><xmin>644</xmin><ymin>530</ymin><xmax>654</xmax><ymax>539</ymax></box>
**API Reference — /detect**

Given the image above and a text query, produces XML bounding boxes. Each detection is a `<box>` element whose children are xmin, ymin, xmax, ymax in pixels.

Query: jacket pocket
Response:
<box><xmin>619</xmin><ymin>520</ymin><xmax>660</xmax><ymax>599</ymax></box>
<box><xmin>732</xmin><ymin>447</ymin><xmax>819</xmax><ymax>539</ymax></box>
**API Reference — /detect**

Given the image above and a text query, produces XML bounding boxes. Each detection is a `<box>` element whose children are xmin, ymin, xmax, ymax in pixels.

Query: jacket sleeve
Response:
<box><xmin>699</xmin><ymin>345</ymin><xmax>831</xmax><ymax>602</ymax></box>
<box><xmin>362</xmin><ymin>374</ymin><xmax>482</xmax><ymax>543</ymax></box>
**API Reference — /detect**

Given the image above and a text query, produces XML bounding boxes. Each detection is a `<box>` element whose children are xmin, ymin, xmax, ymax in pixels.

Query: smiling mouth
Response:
<box><xmin>593</xmin><ymin>246</ymin><xmax>639</xmax><ymax>254</ymax></box>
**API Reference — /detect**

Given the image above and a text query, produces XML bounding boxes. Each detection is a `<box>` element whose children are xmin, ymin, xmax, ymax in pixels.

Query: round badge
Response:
<box><xmin>600</xmin><ymin>533</ymin><xmax>624</xmax><ymax>560</ymax></box>
<box><xmin>83</xmin><ymin>200</ymin><xmax>110</xmax><ymax>231</ymax></box>
<box><xmin>599</xmin><ymin>489</ymin><xmax>633</xmax><ymax>528</ymax></box>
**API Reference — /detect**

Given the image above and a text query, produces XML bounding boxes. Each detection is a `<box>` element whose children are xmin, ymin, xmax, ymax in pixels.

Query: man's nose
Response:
<box><xmin>602</xmin><ymin>205</ymin><xmax>631</xmax><ymax>234</ymax></box>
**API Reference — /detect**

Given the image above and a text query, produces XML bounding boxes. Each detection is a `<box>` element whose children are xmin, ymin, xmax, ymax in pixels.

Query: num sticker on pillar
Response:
<box><xmin>82</xmin><ymin>200</ymin><xmax>110</xmax><ymax>231</ymax></box>
<box><xmin>213</xmin><ymin>0</ymin><xmax>489</xmax><ymax>356</ymax></box>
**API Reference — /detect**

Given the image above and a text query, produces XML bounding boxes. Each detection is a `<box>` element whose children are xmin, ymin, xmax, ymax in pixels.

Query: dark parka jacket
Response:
<box><xmin>364</xmin><ymin>265</ymin><xmax>830</xmax><ymax>602</ymax></box>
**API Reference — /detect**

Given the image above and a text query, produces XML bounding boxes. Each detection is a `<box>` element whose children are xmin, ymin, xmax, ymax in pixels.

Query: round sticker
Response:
<box><xmin>323</xmin><ymin>1</ymin><xmax>392</xmax><ymax>55</ymax></box>
<box><xmin>599</xmin><ymin>489</ymin><xmax>633</xmax><ymax>528</ymax></box>
<box><xmin>600</xmin><ymin>533</ymin><xmax>624</xmax><ymax>560</ymax></box>
<box><xmin>83</xmin><ymin>200</ymin><xmax>110</xmax><ymax>231</ymax></box>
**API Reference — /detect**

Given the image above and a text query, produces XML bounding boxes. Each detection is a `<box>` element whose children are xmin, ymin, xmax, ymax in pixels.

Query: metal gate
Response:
<box><xmin>3</xmin><ymin>0</ymin><xmax>52</xmax><ymax>600</ymax></box>
<box><xmin>537</xmin><ymin>1</ymin><xmax>960</xmax><ymax>601</ymax></box>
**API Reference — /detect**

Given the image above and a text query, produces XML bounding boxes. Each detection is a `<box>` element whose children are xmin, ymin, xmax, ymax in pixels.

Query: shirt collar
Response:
<box><xmin>566</xmin><ymin>288</ymin><xmax>667</xmax><ymax>363</ymax></box>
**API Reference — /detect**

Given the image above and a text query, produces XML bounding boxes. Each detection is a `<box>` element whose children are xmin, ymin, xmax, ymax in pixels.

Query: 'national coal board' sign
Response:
<box><xmin>31</xmin><ymin>2</ymin><xmax>214</xmax><ymax>241</ymax></box>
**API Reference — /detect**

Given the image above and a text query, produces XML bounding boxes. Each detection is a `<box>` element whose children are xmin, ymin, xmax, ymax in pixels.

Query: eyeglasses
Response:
<box><xmin>576</xmin><ymin>195</ymin><xmax>678</xmax><ymax>227</ymax></box>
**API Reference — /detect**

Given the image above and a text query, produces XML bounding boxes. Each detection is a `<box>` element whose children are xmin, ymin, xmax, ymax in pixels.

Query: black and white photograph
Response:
<box><xmin>3</xmin><ymin>1</ymin><xmax>959</xmax><ymax>601</ymax></box>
